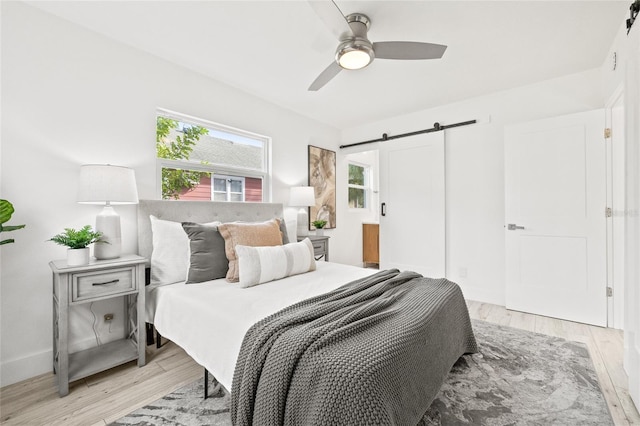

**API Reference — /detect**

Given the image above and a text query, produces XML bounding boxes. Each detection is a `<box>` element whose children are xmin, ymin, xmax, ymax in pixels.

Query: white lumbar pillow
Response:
<box><xmin>235</xmin><ymin>238</ymin><xmax>316</xmax><ymax>288</ymax></box>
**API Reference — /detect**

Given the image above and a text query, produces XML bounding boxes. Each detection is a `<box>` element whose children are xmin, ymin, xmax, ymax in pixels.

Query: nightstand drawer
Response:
<box><xmin>299</xmin><ymin>235</ymin><xmax>329</xmax><ymax>261</ymax></box>
<box><xmin>72</xmin><ymin>267</ymin><xmax>136</xmax><ymax>302</ymax></box>
<box><xmin>311</xmin><ymin>241</ymin><xmax>326</xmax><ymax>254</ymax></box>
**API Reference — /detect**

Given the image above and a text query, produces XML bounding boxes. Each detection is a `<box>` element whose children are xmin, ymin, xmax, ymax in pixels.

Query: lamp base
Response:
<box><xmin>297</xmin><ymin>208</ymin><xmax>309</xmax><ymax>237</ymax></box>
<box><xmin>94</xmin><ymin>205</ymin><xmax>122</xmax><ymax>260</ymax></box>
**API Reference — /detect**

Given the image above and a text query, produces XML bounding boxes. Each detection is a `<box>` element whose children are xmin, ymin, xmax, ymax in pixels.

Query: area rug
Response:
<box><xmin>111</xmin><ymin>320</ymin><xmax>612</xmax><ymax>425</ymax></box>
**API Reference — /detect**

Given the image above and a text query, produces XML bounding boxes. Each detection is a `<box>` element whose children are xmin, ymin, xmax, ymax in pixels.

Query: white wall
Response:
<box><xmin>0</xmin><ymin>2</ymin><xmax>340</xmax><ymax>386</ymax></box>
<box><xmin>339</xmin><ymin>68</ymin><xmax>605</xmax><ymax>305</ymax></box>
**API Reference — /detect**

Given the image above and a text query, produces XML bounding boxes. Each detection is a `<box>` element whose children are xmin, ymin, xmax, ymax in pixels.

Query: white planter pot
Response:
<box><xmin>315</xmin><ymin>229</ymin><xmax>324</xmax><ymax>236</ymax></box>
<box><xmin>67</xmin><ymin>248</ymin><xmax>90</xmax><ymax>266</ymax></box>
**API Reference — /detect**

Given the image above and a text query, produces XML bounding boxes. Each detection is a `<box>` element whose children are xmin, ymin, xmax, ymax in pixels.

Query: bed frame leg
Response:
<box><xmin>156</xmin><ymin>330</ymin><xmax>162</xmax><ymax>348</ymax></box>
<box><xmin>145</xmin><ymin>323</ymin><xmax>155</xmax><ymax>346</ymax></box>
<box><xmin>203</xmin><ymin>369</ymin><xmax>222</xmax><ymax>400</ymax></box>
<box><xmin>204</xmin><ymin>368</ymin><xmax>209</xmax><ymax>400</ymax></box>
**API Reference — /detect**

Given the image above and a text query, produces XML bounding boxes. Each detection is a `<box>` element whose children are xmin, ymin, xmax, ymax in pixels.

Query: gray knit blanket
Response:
<box><xmin>231</xmin><ymin>269</ymin><xmax>477</xmax><ymax>426</ymax></box>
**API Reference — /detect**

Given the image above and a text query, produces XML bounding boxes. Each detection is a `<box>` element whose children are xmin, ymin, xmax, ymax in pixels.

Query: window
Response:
<box><xmin>348</xmin><ymin>162</ymin><xmax>370</xmax><ymax>209</ymax></box>
<box><xmin>156</xmin><ymin>109</ymin><xmax>270</xmax><ymax>201</ymax></box>
<box><xmin>213</xmin><ymin>175</ymin><xmax>244</xmax><ymax>202</ymax></box>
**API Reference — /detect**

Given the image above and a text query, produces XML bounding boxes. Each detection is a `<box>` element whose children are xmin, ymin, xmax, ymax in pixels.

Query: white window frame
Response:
<box><xmin>156</xmin><ymin>108</ymin><xmax>272</xmax><ymax>201</ymax></box>
<box><xmin>212</xmin><ymin>174</ymin><xmax>245</xmax><ymax>202</ymax></box>
<box><xmin>348</xmin><ymin>161</ymin><xmax>371</xmax><ymax>210</ymax></box>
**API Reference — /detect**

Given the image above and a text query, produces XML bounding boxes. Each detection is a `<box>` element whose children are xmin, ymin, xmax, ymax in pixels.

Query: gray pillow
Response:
<box><xmin>279</xmin><ymin>218</ymin><xmax>290</xmax><ymax>244</ymax></box>
<box><xmin>182</xmin><ymin>221</ymin><xmax>228</xmax><ymax>284</ymax></box>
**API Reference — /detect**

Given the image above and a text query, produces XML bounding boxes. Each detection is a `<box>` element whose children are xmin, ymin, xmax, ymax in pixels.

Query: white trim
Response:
<box><xmin>605</xmin><ymin>84</ymin><xmax>625</xmax><ymax>329</ymax></box>
<box><xmin>1</xmin><ymin>349</ymin><xmax>52</xmax><ymax>387</ymax></box>
<box><xmin>347</xmin><ymin>161</ymin><xmax>371</xmax><ymax>210</ymax></box>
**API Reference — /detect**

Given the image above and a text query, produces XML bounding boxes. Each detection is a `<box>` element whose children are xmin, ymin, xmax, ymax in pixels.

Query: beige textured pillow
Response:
<box><xmin>218</xmin><ymin>219</ymin><xmax>283</xmax><ymax>282</ymax></box>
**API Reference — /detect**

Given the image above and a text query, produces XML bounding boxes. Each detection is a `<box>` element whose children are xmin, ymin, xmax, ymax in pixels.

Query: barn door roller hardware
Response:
<box><xmin>339</xmin><ymin>119</ymin><xmax>477</xmax><ymax>149</ymax></box>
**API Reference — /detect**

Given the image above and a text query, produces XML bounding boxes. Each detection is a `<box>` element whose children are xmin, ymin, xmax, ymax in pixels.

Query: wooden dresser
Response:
<box><xmin>362</xmin><ymin>223</ymin><xmax>379</xmax><ymax>267</ymax></box>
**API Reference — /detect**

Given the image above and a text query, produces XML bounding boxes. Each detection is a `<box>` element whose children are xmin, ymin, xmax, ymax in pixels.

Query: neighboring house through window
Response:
<box><xmin>213</xmin><ymin>174</ymin><xmax>245</xmax><ymax>202</ymax></box>
<box><xmin>156</xmin><ymin>109</ymin><xmax>270</xmax><ymax>202</ymax></box>
<box><xmin>348</xmin><ymin>162</ymin><xmax>370</xmax><ymax>209</ymax></box>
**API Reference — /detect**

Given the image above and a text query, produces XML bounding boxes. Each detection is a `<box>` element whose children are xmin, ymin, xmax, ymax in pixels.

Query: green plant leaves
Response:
<box><xmin>0</xmin><ymin>199</ymin><xmax>15</xmax><ymax>225</ymax></box>
<box><xmin>312</xmin><ymin>220</ymin><xmax>327</xmax><ymax>229</ymax></box>
<box><xmin>49</xmin><ymin>225</ymin><xmax>104</xmax><ymax>249</ymax></box>
<box><xmin>0</xmin><ymin>199</ymin><xmax>25</xmax><ymax>245</ymax></box>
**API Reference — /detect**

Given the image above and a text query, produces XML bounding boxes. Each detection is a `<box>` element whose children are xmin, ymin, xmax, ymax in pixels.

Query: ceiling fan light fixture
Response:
<box><xmin>336</xmin><ymin>40</ymin><xmax>374</xmax><ymax>70</ymax></box>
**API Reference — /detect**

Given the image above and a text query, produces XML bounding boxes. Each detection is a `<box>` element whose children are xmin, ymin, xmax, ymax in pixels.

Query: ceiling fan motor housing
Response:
<box><xmin>335</xmin><ymin>13</ymin><xmax>374</xmax><ymax>69</ymax></box>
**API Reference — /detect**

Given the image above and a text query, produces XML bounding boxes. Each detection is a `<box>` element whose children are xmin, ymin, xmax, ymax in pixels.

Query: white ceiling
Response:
<box><xmin>27</xmin><ymin>1</ymin><xmax>629</xmax><ymax>129</ymax></box>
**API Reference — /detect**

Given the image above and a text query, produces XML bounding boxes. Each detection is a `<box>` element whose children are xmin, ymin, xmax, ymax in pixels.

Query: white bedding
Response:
<box><xmin>146</xmin><ymin>261</ymin><xmax>375</xmax><ymax>391</ymax></box>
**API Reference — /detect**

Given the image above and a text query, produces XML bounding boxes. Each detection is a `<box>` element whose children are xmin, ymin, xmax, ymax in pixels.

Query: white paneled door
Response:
<box><xmin>379</xmin><ymin>132</ymin><xmax>445</xmax><ymax>278</ymax></box>
<box><xmin>505</xmin><ymin>110</ymin><xmax>607</xmax><ymax>326</ymax></box>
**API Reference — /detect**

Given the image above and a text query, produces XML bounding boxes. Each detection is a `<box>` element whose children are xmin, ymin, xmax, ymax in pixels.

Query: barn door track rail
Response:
<box><xmin>339</xmin><ymin>119</ymin><xmax>477</xmax><ymax>149</ymax></box>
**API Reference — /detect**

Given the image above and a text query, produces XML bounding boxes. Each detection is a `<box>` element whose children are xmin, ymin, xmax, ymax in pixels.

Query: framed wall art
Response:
<box><xmin>308</xmin><ymin>145</ymin><xmax>336</xmax><ymax>229</ymax></box>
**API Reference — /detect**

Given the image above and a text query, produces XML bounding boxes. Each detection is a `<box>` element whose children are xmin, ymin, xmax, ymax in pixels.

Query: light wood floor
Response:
<box><xmin>1</xmin><ymin>301</ymin><xmax>639</xmax><ymax>425</ymax></box>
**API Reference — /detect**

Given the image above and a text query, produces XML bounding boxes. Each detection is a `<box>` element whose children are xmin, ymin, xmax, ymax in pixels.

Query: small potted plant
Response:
<box><xmin>312</xmin><ymin>219</ymin><xmax>327</xmax><ymax>236</ymax></box>
<box><xmin>49</xmin><ymin>225</ymin><xmax>104</xmax><ymax>266</ymax></box>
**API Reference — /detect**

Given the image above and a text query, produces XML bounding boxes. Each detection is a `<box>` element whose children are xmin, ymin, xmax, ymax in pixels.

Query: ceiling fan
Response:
<box><xmin>308</xmin><ymin>1</ymin><xmax>447</xmax><ymax>91</ymax></box>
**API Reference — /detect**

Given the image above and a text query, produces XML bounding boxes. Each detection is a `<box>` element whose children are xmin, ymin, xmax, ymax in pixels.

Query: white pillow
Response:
<box><xmin>285</xmin><ymin>219</ymin><xmax>297</xmax><ymax>243</ymax></box>
<box><xmin>149</xmin><ymin>215</ymin><xmax>190</xmax><ymax>285</ymax></box>
<box><xmin>236</xmin><ymin>238</ymin><xmax>316</xmax><ymax>288</ymax></box>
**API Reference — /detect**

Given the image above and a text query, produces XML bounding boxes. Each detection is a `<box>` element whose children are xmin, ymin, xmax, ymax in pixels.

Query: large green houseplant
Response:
<box><xmin>0</xmin><ymin>199</ymin><xmax>26</xmax><ymax>245</ymax></box>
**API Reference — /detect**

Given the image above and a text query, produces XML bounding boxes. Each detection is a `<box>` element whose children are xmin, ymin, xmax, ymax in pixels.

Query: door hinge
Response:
<box><xmin>604</xmin><ymin>128</ymin><xmax>611</xmax><ymax>139</ymax></box>
<box><xmin>605</xmin><ymin>207</ymin><xmax>612</xmax><ymax>218</ymax></box>
<box><xmin>607</xmin><ymin>286</ymin><xmax>613</xmax><ymax>297</ymax></box>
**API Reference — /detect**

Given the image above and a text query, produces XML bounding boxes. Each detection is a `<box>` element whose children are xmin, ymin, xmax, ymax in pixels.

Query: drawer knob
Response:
<box><xmin>92</xmin><ymin>279</ymin><xmax>120</xmax><ymax>286</ymax></box>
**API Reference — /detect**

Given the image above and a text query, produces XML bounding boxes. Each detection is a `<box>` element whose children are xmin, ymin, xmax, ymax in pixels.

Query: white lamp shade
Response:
<box><xmin>289</xmin><ymin>186</ymin><xmax>315</xmax><ymax>237</ymax></box>
<box><xmin>289</xmin><ymin>186</ymin><xmax>315</xmax><ymax>207</ymax></box>
<box><xmin>77</xmin><ymin>164</ymin><xmax>139</xmax><ymax>205</ymax></box>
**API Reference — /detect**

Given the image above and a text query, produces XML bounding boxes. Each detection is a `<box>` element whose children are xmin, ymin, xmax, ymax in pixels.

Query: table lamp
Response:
<box><xmin>77</xmin><ymin>164</ymin><xmax>139</xmax><ymax>259</ymax></box>
<box><xmin>289</xmin><ymin>186</ymin><xmax>315</xmax><ymax>237</ymax></box>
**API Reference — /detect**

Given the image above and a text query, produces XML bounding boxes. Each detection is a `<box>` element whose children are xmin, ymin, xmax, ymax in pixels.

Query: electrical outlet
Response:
<box><xmin>459</xmin><ymin>267</ymin><xmax>468</xmax><ymax>278</ymax></box>
<box><xmin>104</xmin><ymin>313</ymin><xmax>114</xmax><ymax>321</ymax></box>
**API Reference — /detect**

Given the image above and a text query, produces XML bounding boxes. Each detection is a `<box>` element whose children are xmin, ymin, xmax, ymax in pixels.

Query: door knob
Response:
<box><xmin>507</xmin><ymin>224</ymin><xmax>525</xmax><ymax>230</ymax></box>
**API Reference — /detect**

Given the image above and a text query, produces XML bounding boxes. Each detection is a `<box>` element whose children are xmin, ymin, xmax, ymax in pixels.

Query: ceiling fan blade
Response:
<box><xmin>308</xmin><ymin>61</ymin><xmax>342</xmax><ymax>91</ymax></box>
<box><xmin>308</xmin><ymin>0</ymin><xmax>353</xmax><ymax>40</ymax></box>
<box><xmin>373</xmin><ymin>42</ymin><xmax>447</xmax><ymax>60</ymax></box>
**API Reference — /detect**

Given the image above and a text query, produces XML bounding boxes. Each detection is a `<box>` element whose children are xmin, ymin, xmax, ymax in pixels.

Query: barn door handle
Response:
<box><xmin>507</xmin><ymin>224</ymin><xmax>525</xmax><ymax>230</ymax></box>
<box><xmin>381</xmin><ymin>203</ymin><xmax>386</xmax><ymax>217</ymax></box>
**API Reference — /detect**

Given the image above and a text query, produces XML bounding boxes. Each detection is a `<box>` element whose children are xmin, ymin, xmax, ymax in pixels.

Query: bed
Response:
<box><xmin>138</xmin><ymin>200</ymin><xmax>477</xmax><ymax>425</ymax></box>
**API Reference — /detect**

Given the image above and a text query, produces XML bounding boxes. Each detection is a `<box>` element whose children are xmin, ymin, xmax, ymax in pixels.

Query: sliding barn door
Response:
<box><xmin>505</xmin><ymin>109</ymin><xmax>607</xmax><ymax>326</ymax></box>
<box><xmin>379</xmin><ymin>132</ymin><xmax>445</xmax><ymax>278</ymax></box>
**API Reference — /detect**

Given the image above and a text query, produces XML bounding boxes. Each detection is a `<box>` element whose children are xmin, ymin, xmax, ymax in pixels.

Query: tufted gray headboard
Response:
<box><xmin>137</xmin><ymin>200</ymin><xmax>284</xmax><ymax>264</ymax></box>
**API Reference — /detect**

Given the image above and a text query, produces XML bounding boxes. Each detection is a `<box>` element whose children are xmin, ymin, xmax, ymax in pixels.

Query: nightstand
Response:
<box><xmin>49</xmin><ymin>254</ymin><xmax>146</xmax><ymax>396</ymax></box>
<box><xmin>298</xmin><ymin>235</ymin><xmax>330</xmax><ymax>261</ymax></box>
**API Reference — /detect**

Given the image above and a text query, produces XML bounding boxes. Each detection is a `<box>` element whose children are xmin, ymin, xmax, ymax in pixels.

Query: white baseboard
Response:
<box><xmin>460</xmin><ymin>286</ymin><xmax>504</xmax><ymax>307</ymax></box>
<box><xmin>1</xmin><ymin>349</ymin><xmax>52</xmax><ymax>388</ymax></box>
<box><xmin>0</xmin><ymin>333</ymin><xmax>118</xmax><ymax>388</ymax></box>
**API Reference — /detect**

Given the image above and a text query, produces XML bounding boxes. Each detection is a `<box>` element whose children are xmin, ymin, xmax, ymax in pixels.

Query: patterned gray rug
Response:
<box><xmin>111</xmin><ymin>320</ymin><xmax>612</xmax><ymax>425</ymax></box>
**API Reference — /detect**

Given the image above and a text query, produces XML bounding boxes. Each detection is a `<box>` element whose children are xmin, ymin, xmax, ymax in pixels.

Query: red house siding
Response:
<box><xmin>179</xmin><ymin>175</ymin><xmax>212</xmax><ymax>201</ymax></box>
<box><xmin>178</xmin><ymin>175</ymin><xmax>262</xmax><ymax>202</ymax></box>
<box><xmin>245</xmin><ymin>177</ymin><xmax>262</xmax><ymax>202</ymax></box>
